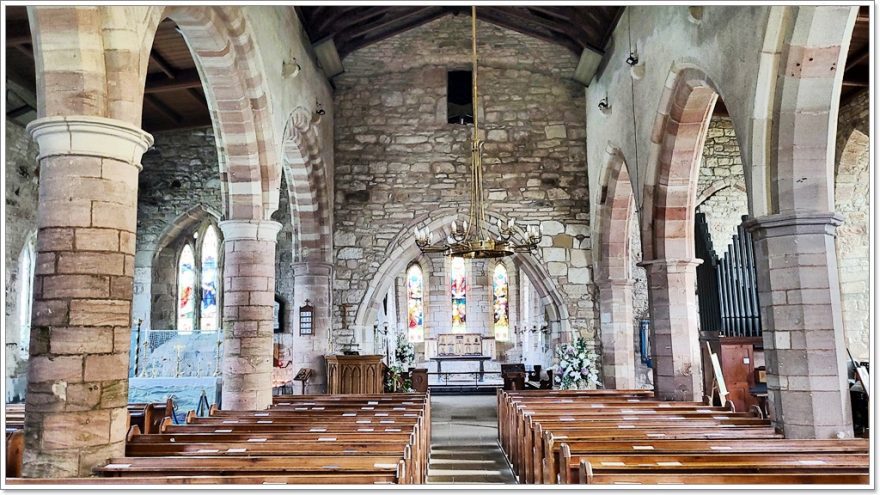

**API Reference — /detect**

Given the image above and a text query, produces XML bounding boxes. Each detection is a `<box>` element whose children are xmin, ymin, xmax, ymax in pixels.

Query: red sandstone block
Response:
<box><xmin>64</xmin><ymin>382</ymin><xmax>102</xmax><ymax>410</ymax></box>
<box><xmin>37</xmin><ymin>228</ymin><xmax>75</xmax><ymax>252</ymax></box>
<box><xmin>42</xmin><ymin>410</ymin><xmax>110</xmax><ymax>450</ymax></box>
<box><xmin>38</xmin><ymin>199</ymin><xmax>92</xmax><ymax>228</ymax></box>
<box><xmin>91</xmin><ymin>201</ymin><xmax>137</xmax><ymax>231</ymax></box>
<box><xmin>42</xmin><ymin>274</ymin><xmax>109</xmax><ymax>299</ymax></box>
<box><xmin>119</xmin><ymin>231</ymin><xmax>136</xmax><ymax>255</ymax></box>
<box><xmin>110</xmin><ymin>275</ymin><xmax>133</xmax><ymax>299</ymax></box>
<box><xmin>29</xmin><ymin>355</ymin><xmax>82</xmax><ymax>383</ymax></box>
<box><xmin>34</xmin><ymin>252</ymin><xmax>56</xmax><ymax>275</ymax></box>
<box><xmin>83</xmin><ymin>353</ymin><xmax>128</xmax><ymax>382</ymax></box>
<box><xmin>32</xmin><ymin>300</ymin><xmax>69</xmax><ymax>326</ymax></box>
<box><xmin>74</xmin><ymin>228</ymin><xmax>119</xmax><ymax>251</ymax></box>
<box><xmin>50</xmin><ymin>327</ymin><xmax>113</xmax><ymax>355</ymax></box>
<box><xmin>57</xmin><ymin>252</ymin><xmax>125</xmax><ymax>275</ymax></box>
<box><xmin>68</xmin><ymin>299</ymin><xmax>130</xmax><ymax>327</ymax></box>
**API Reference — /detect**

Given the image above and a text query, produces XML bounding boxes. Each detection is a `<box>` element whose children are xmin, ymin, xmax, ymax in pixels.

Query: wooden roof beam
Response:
<box><xmin>337</xmin><ymin>7</ymin><xmax>437</xmax><ymax>44</ymax></box>
<box><xmin>338</xmin><ymin>8</ymin><xmax>448</xmax><ymax>57</ymax></box>
<box><xmin>149</xmin><ymin>51</ymin><xmax>177</xmax><ymax>79</ymax></box>
<box><xmin>144</xmin><ymin>94</ymin><xmax>183</xmax><ymax>124</ymax></box>
<box><xmin>145</xmin><ymin>69</ymin><xmax>202</xmax><ymax>93</ymax></box>
<box><xmin>476</xmin><ymin>9</ymin><xmax>582</xmax><ymax>56</ymax></box>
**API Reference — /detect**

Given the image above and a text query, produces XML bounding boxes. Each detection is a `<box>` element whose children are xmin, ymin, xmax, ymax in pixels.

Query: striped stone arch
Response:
<box><xmin>642</xmin><ymin>65</ymin><xmax>719</xmax><ymax>262</ymax></box>
<box><xmin>144</xmin><ymin>6</ymin><xmax>280</xmax><ymax>221</ymax></box>
<box><xmin>282</xmin><ymin>106</ymin><xmax>333</xmax><ymax>264</ymax></box>
<box><xmin>595</xmin><ymin>146</ymin><xmax>635</xmax><ymax>283</ymax></box>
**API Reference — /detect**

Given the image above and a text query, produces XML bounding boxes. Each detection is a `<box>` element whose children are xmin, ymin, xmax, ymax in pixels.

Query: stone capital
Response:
<box><xmin>637</xmin><ymin>258</ymin><xmax>703</xmax><ymax>273</ymax></box>
<box><xmin>595</xmin><ymin>278</ymin><xmax>635</xmax><ymax>289</ymax></box>
<box><xmin>292</xmin><ymin>262</ymin><xmax>334</xmax><ymax>278</ymax></box>
<box><xmin>745</xmin><ymin>210</ymin><xmax>844</xmax><ymax>240</ymax></box>
<box><xmin>27</xmin><ymin>115</ymin><xmax>154</xmax><ymax>168</ymax></box>
<box><xmin>219</xmin><ymin>219</ymin><xmax>282</xmax><ymax>242</ymax></box>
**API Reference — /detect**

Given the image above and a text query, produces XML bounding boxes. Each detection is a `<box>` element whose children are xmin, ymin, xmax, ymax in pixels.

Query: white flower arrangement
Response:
<box><xmin>553</xmin><ymin>337</ymin><xmax>602</xmax><ymax>390</ymax></box>
<box><xmin>395</xmin><ymin>335</ymin><xmax>415</xmax><ymax>367</ymax></box>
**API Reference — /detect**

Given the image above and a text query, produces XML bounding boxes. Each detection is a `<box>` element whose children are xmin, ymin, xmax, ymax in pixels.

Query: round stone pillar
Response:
<box><xmin>640</xmin><ymin>258</ymin><xmax>703</xmax><ymax>401</ymax></box>
<box><xmin>747</xmin><ymin>212</ymin><xmax>854</xmax><ymax>439</ymax></box>
<box><xmin>291</xmin><ymin>262</ymin><xmax>333</xmax><ymax>393</ymax></box>
<box><xmin>218</xmin><ymin>220</ymin><xmax>282</xmax><ymax>410</ymax></box>
<box><xmin>23</xmin><ymin>116</ymin><xmax>153</xmax><ymax>477</ymax></box>
<box><xmin>598</xmin><ymin>279</ymin><xmax>637</xmax><ymax>389</ymax></box>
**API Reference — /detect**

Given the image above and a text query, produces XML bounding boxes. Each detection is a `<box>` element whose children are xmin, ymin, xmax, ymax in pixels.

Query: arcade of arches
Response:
<box><xmin>2</xmin><ymin>4</ymin><xmax>872</xmax><ymax>479</ymax></box>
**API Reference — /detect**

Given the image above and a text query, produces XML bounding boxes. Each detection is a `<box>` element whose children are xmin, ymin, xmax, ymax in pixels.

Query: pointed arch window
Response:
<box><xmin>200</xmin><ymin>226</ymin><xmax>220</xmax><ymax>331</ymax></box>
<box><xmin>177</xmin><ymin>245</ymin><xmax>196</xmax><ymax>333</ymax></box>
<box><xmin>406</xmin><ymin>264</ymin><xmax>425</xmax><ymax>343</ymax></box>
<box><xmin>17</xmin><ymin>236</ymin><xmax>36</xmax><ymax>359</ymax></box>
<box><xmin>450</xmin><ymin>257</ymin><xmax>467</xmax><ymax>332</ymax></box>
<box><xmin>493</xmin><ymin>264</ymin><xmax>510</xmax><ymax>342</ymax></box>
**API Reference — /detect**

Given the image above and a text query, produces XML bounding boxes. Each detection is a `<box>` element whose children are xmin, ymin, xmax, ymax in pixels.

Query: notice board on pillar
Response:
<box><xmin>299</xmin><ymin>300</ymin><xmax>314</xmax><ymax>336</ymax></box>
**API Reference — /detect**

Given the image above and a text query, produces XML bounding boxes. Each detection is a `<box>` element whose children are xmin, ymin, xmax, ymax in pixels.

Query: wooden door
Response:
<box><xmin>720</xmin><ymin>342</ymin><xmax>755</xmax><ymax>412</ymax></box>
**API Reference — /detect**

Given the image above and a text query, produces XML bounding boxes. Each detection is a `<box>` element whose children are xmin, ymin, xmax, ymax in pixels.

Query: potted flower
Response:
<box><xmin>553</xmin><ymin>337</ymin><xmax>601</xmax><ymax>390</ymax></box>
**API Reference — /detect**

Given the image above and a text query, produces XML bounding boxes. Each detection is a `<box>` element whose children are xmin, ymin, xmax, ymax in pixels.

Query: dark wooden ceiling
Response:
<box><xmin>295</xmin><ymin>6</ymin><xmax>624</xmax><ymax>59</ymax></box>
<box><xmin>4</xmin><ymin>6</ymin><xmax>870</xmax><ymax>131</ymax></box>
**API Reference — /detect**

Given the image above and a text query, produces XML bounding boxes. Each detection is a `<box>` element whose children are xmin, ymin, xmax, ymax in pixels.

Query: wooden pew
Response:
<box><xmin>5</xmin><ymin>429</ymin><xmax>23</xmax><ymax>478</ymax></box>
<box><xmin>95</xmin><ymin>393</ymin><xmax>431</xmax><ymax>485</ymax></box>
<box><xmin>8</xmin><ymin>471</ymin><xmax>402</xmax><ymax>485</ymax></box>
<box><xmin>561</xmin><ymin>444</ymin><xmax>869</xmax><ymax>484</ymax></box>
<box><xmin>577</xmin><ymin>463</ymin><xmax>870</xmax><ymax>485</ymax></box>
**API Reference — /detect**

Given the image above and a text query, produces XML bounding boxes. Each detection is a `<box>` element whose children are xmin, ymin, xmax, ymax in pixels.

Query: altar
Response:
<box><xmin>431</xmin><ymin>355</ymin><xmax>492</xmax><ymax>380</ymax></box>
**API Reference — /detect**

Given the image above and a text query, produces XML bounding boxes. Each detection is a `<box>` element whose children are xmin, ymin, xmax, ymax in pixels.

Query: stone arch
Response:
<box><xmin>695</xmin><ymin>178</ymin><xmax>747</xmax><ymax>207</ymax></box>
<box><xmin>281</xmin><ymin>107</ymin><xmax>333</xmax><ymax>264</ymax></box>
<box><xmin>353</xmin><ymin>209</ymin><xmax>570</xmax><ymax>343</ymax></box>
<box><xmin>594</xmin><ymin>147</ymin><xmax>638</xmax><ymax>388</ymax></box>
<box><xmin>759</xmin><ymin>6</ymin><xmax>858</xmax><ymax>214</ymax></box>
<box><xmin>642</xmin><ymin>66</ymin><xmax>719</xmax><ymax>261</ymax></box>
<box><xmin>143</xmin><ymin>6</ymin><xmax>280</xmax><ymax>221</ymax></box>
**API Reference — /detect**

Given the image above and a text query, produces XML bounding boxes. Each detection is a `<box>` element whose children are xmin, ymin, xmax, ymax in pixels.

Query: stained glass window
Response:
<box><xmin>177</xmin><ymin>244</ymin><xmax>196</xmax><ymax>333</ymax></box>
<box><xmin>493</xmin><ymin>264</ymin><xmax>510</xmax><ymax>341</ymax></box>
<box><xmin>406</xmin><ymin>264</ymin><xmax>425</xmax><ymax>343</ymax></box>
<box><xmin>200</xmin><ymin>226</ymin><xmax>220</xmax><ymax>331</ymax></box>
<box><xmin>450</xmin><ymin>257</ymin><xmax>467</xmax><ymax>332</ymax></box>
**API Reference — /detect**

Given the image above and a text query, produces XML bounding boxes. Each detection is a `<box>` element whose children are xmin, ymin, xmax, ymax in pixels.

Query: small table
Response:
<box><xmin>431</xmin><ymin>356</ymin><xmax>492</xmax><ymax>381</ymax></box>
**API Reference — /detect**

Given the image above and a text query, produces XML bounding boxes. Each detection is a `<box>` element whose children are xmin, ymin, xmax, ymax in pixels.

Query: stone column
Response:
<box><xmin>291</xmin><ymin>262</ymin><xmax>333</xmax><ymax>393</ymax></box>
<box><xmin>747</xmin><ymin>212</ymin><xmax>854</xmax><ymax>439</ymax></box>
<box><xmin>641</xmin><ymin>259</ymin><xmax>703</xmax><ymax>401</ymax></box>
<box><xmin>22</xmin><ymin>116</ymin><xmax>153</xmax><ymax>477</ymax></box>
<box><xmin>598</xmin><ymin>279</ymin><xmax>636</xmax><ymax>389</ymax></box>
<box><xmin>219</xmin><ymin>220</ymin><xmax>281</xmax><ymax>410</ymax></box>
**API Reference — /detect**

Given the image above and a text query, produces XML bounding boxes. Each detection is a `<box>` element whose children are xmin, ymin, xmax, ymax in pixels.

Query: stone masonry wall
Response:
<box><xmin>834</xmin><ymin>90</ymin><xmax>870</xmax><ymax>361</ymax></box>
<box><xmin>695</xmin><ymin>116</ymin><xmax>749</xmax><ymax>255</ymax></box>
<box><xmin>4</xmin><ymin>119</ymin><xmax>39</xmax><ymax>401</ymax></box>
<box><xmin>332</xmin><ymin>15</ymin><xmax>591</xmax><ymax>348</ymax></box>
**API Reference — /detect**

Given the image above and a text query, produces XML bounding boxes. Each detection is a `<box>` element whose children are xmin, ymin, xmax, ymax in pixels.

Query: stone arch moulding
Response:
<box><xmin>594</xmin><ymin>145</ymin><xmax>635</xmax><ymax>283</ymax></box>
<box><xmin>282</xmin><ymin>106</ymin><xmax>333</xmax><ymax>264</ymax></box>
<box><xmin>695</xmin><ymin>178</ymin><xmax>747</xmax><ymax>207</ymax></box>
<box><xmin>143</xmin><ymin>6</ymin><xmax>280</xmax><ymax>221</ymax></box>
<box><xmin>642</xmin><ymin>64</ymin><xmax>722</xmax><ymax>262</ymax></box>
<box><xmin>352</xmin><ymin>209</ymin><xmax>571</xmax><ymax>339</ymax></box>
<box><xmin>767</xmin><ymin>6</ymin><xmax>858</xmax><ymax>214</ymax></box>
<box><xmin>152</xmin><ymin>204</ymin><xmax>224</xmax><ymax>259</ymax></box>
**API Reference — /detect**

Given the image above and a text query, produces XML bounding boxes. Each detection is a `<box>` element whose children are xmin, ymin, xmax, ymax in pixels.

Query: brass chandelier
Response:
<box><xmin>414</xmin><ymin>6</ymin><xmax>542</xmax><ymax>259</ymax></box>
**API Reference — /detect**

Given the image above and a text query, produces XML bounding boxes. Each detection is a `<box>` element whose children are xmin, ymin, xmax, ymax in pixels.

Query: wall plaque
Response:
<box><xmin>299</xmin><ymin>299</ymin><xmax>314</xmax><ymax>336</ymax></box>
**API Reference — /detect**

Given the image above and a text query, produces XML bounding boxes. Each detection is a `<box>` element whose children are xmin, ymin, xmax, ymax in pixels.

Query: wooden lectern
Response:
<box><xmin>324</xmin><ymin>354</ymin><xmax>385</xmax><ymax>394</ymax></box>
